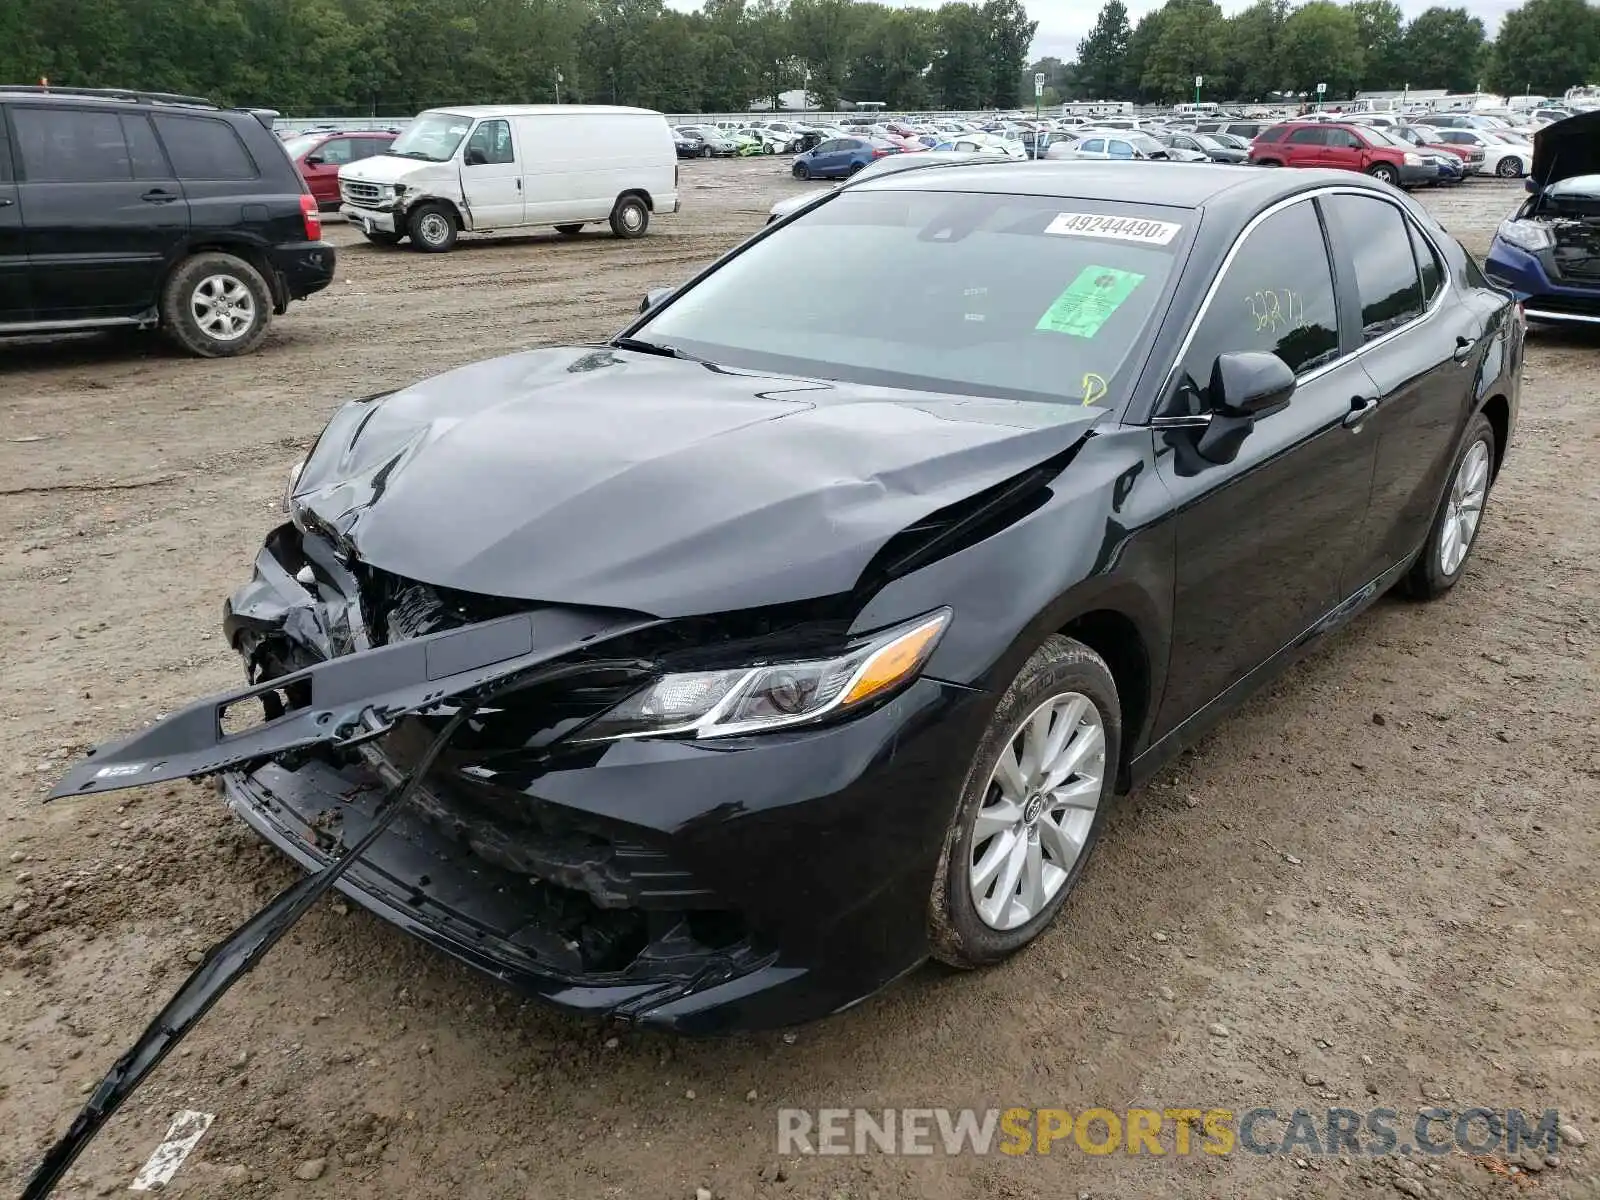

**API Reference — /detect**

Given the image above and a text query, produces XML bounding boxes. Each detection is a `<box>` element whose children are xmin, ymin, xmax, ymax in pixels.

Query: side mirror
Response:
<box><xmin>304</xmin><ymin>155</ymin><xmax>324</xmax><ymax>167</ymax></box>
<box><xmin>1195</xmin><ymin>351</ymin><xmax>1295</xmax><ymax>465</ymax></box>
<box><xmin>639</xmin><ymin>287</ymin><xmax>673</xmax><ymax>314</ymax></box>
<box><xmin>1210</xmin><ymin>350</ymin><xmax>1295</xmax><ymax>416</ymax></box>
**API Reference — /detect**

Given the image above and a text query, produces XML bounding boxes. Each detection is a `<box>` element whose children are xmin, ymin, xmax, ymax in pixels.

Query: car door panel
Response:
<box><xmin>12</xmin><ymin>106</ymin><xmax>187</xmax><ymax>320</ymax></box>
<box><xmin>301</xmin><ymin>136</ymin><xmax>352</xmax><ymax>208</ymax></box>
<box><xmin>1150</xmin><ymin>196</ymin><xmax>1378</xmax><ymax>739</ymax></box>
<box><xmin>0</xmin><ymin>109</ymin><xmax>29</xmax><ymax>322</ymax></box>
<box><xmin>1322</xmin><ymin>194</ymin><xmax>1485</xmax><ymax>588</ymax></box>
<box><xmin>463</xmin><ymin>118</ymin><xmax>523</xmax><ymax>228</ymax></box>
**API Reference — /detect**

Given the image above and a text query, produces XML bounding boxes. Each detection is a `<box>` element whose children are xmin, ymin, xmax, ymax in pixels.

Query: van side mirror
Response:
<box><xmin>1195</xmin><ymin>351</ymin><xmax>1296</xmax><ymax>465</ymax></box>
<box><xmin>640</xmin><ymin>287</ymin><xmax>673</xmax><ymax>314</ymax></box>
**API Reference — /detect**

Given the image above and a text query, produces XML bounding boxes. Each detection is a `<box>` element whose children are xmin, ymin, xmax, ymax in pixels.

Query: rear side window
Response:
<box><xmin>1408</xmin><ymin>220</ymin><xmax>1444</xmax><ymax>305</ymax></box>
<box><xmin>12</xmin><ymin>108</ymin><xmax>131</xmax><ymax>182</ymax></box>
<box><xmin>1323</xmin><ymin>194</ymin><xmax>1424</xmax><ymax>340</ymax></box>
<box><xmin>1287</xmin><ymin>128</ymin><xmax>1324</xmax><ymax>145</ymax></box>
<box><xmin>153</xmin><ymin>115</ymin><xmax>259</xmax><ymax>181</ymax></box>
<box><xmin>121</xmin><ymin>115</ymin><xmax>170</xmax><ymax>179</ymax></box>
<box><xmin>1185</xmin><ymin>199</ymin><xmax>1341</xmax><ymax>377</ymax></box>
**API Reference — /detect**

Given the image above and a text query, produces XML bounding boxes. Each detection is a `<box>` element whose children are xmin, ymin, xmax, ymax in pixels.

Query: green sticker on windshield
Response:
<box><xmin>1036</xmin><ymin>266</ymin><xmax>1146</xmax><ymax>338</ymax></box>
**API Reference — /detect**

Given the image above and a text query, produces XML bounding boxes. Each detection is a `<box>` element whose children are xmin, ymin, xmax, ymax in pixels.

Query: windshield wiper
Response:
<box><xmin>387</xmin><ymin>150</ymin><xmax>436</xmax><ymax>160</ymax></box>
<box><xmin>611</xmin><ymin>336</ymin><xmax>713</xmax><ymax>365</ymax></box>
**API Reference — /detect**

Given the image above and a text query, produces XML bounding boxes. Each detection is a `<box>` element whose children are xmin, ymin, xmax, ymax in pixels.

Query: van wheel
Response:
<box><xmin>555</xmin><ymin>224</ymin><xmax>584</xmax><ymax>236</ymax></box>
<box><xmin>609</xmin><ymin>195</ymin><xmax>650</xmax><ymax>239</ymax></box>
<box><xmin>160</xmin><ymin>252</ymin><xmax>272</xmax><ymax>358</ymax></box>
<box><xmin>361</xmin><ymin>230</ymin><xmax>403</xmax><ymax>246</ymax></box>
<box><xmin>408</xmin><ymin>203</ymin><xmax>458</xmax><ymax>252</ymax></box>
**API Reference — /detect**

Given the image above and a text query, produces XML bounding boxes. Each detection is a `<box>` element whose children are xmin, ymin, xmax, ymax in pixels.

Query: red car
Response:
<box><xmin>281</xmin><ymin>129</ymin><xmax>397</xmax><ymax>211</ymax></box>
<box><xmin>1249</xmin><ymin>121</ymin><xmax>1432</xmax><ymax>188</ymax></box>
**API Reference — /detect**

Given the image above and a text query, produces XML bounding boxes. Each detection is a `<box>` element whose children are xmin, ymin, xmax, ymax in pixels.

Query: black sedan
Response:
<box><xmin>1158</xmin><ymin>129</ymin><xmax>1248</xmax><ymax>163</ymax></box>
<box><xmin>53</xmin><ymin>164</ymin><xmax>1521</xmax><ymax>1037</ymax></box>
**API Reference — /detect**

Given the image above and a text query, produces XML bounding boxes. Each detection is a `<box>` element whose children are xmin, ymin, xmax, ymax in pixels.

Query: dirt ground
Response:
<box><xmin>2</xmin><ymin>158</ymin><xmax>1597</xmax><ymax>1200</ymax></box>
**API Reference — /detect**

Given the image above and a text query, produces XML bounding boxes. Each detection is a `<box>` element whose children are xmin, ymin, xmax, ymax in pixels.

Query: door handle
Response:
<box><xmin>141</xmin><ymin>189</ymin><xmax>179</xmax><ymax>204</ymax></box>
<box><xmin>0</xmin><ymin>196</ymin><xmax>13</xmax><ymax>207</ymax></box>
<box><xmin>1452</xmin><ymin>334</ymin><xmax>1476</xmax><ymax>364</ymax></box>
<box><xmin>1343</xmin><ymin>395</ymin><xmax>1379</xmax><ymax>428</ymax></box>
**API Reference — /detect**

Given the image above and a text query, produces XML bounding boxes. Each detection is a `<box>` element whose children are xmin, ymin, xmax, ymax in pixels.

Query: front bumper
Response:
<box><xmin>268</xmin><ymin>240</ymin><xmax>336</xmax><ymax>301</ymax></box>
<box><xmin>218</xmin><ymin>534</ymin><xmax>989</xmax><ymax>1032</ymax></box>
<box><xmin>1485</xmin><ymin>238</ymin><xmax>1600</xmax><ymax>324</ymax></box>
<box><xmin>341</xmin><ymin>204</ymin><xmax>397</xmax><ymax>235</ymax></box>
<box><xmin>1398</xmin><ymin>163</ymin><xmax>1436</xmax><ymax>187</ymax></box>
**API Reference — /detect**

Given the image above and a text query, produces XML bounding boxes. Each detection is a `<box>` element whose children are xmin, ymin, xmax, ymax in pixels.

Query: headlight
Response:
<box><xmin>380</xmin><ymin>184</ymin><xmax>397</xmax><ymax>200</ymax></box>
<box><xmin>281</xmin><ymin>457</ymin><xmax>306</xmax><ymax>513</ymax></box>
<box><xmin>1403</xmin><ymin>151</ymin><xmax>1423</xmax><ymax>166</ymax></box>
<box><xmin>1496</xmin><ymin>217</ymin><xmax>1554</xmax><ymax>253</ymax></box>
<box><xmin>576</xmin><ymin>609</ymin><xmax>950</xmax><ymax>741</ymax></box>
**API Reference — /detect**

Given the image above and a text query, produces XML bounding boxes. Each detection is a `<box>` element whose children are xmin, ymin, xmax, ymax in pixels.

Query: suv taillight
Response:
<box><xmin>300</xmin><ymin>193</ymin><xmax>322</xmax><ymax>242</ymax></box>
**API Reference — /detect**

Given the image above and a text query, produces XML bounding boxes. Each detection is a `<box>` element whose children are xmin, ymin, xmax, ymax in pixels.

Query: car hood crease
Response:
<box><xmin>292</xmin><ymin>347</ymin><xmax>1108</xmax><ymax>617</ymax></box>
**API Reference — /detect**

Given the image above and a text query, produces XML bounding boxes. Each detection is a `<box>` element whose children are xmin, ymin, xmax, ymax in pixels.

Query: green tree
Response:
<box><xmin>1121</xmin><ymin>7</ymin><xmax>1168</xmax><ymax>102</ymax></box>
<box><xmin>1280</xmin><ymin>0</ymin><xmax>1365</xmax><ymax>100</ymax></box>
<box><xmin>1076</xmin><ymin>0</ymin><xmax>1132</xmax><ymax>99</ymax></box>
<box><xmin>930</xmin><ymin>2</ymin><xmax>991</xmax><ymax>108</ymax></box>
<box><xmin>1143</xmin><ymin>0</ymin><xmax>1226</xmax><ymax>103</ymax></box>
<box><xmin>1348</xmin><ymin>0</ymin><xmax>1405</xmax><ymax>90</ymax></box>
<box><xmin>978</xmin><ymin>0</ymin><xmax>1037</xmax><ymax>107</ymax></box>
<box><xmin>1486</xmin><ymin>0</ymin><xmax>1600</xmax><ymax>96</ymax></box>
<box><xmin>1221</xmin><ymin>0</ymin><xmax>1288</xmax><ymax>100</ymax></box>
<box><xmin>1402</xmin><ymin>7</ymin><xmax>1488</xmax><ymax>92</ymax></box>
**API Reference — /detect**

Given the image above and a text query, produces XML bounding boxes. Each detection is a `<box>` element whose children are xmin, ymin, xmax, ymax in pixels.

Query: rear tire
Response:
<box><xmin>847</xmin><ymin>161</ymin><xmax>865</xmax><ymax>175</ymax></box>
<box><xmin>1496</xmin><ymin>155</ymin><xmax>1524</xmax><ymax>178</ymax></box>
<box><xmin>159</xmin><ymin>252</ymin><xmax>272</xmax><ymax>358</ymax></box>
<box><xmin>609</xmin><ymin>194</ymin><xmax>650</xmax><ymax>239</ymax></box>
<box><xmin>554</xmin><ymin>223</ymin><xmax>584</xmax><ymax>236</ymax></box>
<box><xmin>1367</xmin><ymin>162</ymin><xmax>1400</xmax><ymax>185</ymax></box>
<box><xmin>408</xmin><ymin>202</ymin><xmax>458</xmax><ymax>252</ymax></box>
<box><xmin>1400</xmin><ymin>413</ymin><xmax>1496</xmax><ymax>600</ymax></box>
<box><xmin>699</xmin><ymin>145</ymin><xmax>712</xmax><ymax>159</ymax></box>
<box><xmin>927</xmin><ymin>636</ymin><xmax>1120</xmax><ymax>969</ymax></box>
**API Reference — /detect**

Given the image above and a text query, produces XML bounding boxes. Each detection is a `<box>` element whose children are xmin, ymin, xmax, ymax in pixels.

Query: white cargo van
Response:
<box><xmin>337</xmin><ymin>105</ymin><xmax>680</xmax><ymax>251</ymax></box>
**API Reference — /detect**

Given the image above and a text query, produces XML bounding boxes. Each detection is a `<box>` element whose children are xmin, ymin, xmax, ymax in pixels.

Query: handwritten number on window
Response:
<box><xmin>1244</xmin><ymin>289</ymin><xmax>1307</xmax><ymax>335</ymax></box>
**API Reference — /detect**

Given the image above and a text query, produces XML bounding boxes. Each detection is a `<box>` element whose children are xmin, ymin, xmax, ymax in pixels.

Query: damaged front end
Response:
<box><xmin>1486</xmin><ymin>111</ymin><xmax>1600</xmax><ymax>324</ymax></box>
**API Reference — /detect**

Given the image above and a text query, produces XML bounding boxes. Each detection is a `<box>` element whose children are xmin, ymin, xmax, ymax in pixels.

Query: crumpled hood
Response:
<box><xmin>292</xmin><ymin>347</ymin><xmax>1103</xmax><ymax>617</ymax></box>
<box><xmin>1531</xmin><ymin>110</ymin><xmax>1600</xmax><ymax>189</ymax></box>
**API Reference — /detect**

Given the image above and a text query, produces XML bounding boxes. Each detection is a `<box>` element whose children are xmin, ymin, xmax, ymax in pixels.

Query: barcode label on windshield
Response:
<box><xmin>1045</xmin><ymin>213</ymin><xmax>1182</xmax><ymax>245</ymax></box>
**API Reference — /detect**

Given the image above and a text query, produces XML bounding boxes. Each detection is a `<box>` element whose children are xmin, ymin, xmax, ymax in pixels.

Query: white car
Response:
<box><xmin>736</xmin><ymin>127</ymin><xmax>792</xmax><ymax>154</ymax></box>
<box><xmin>945</xmin><ymin>133</ymin><xmax>1027</xmax><ymax>159</ymax></box>
<box><xmin>1430</xmin><ymin>127</ymin><xmax>1533</xmax><ymax>178</ymax></box>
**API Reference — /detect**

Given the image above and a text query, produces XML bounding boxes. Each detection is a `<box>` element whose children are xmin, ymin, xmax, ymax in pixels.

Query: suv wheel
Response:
<box><xmin>160</xmin><ymin>253</ymin><xmax>272</xmax><ymax>358</ymax></box>
<box><xmin>927</xmin><ymin>635</ymin><xmax>1119</xmax><ymax>968</ymax></box>
<box><xmin>609</xmin><ymin>194</ymin><xmax>650</xmax><ymax>239</ymax></box>
<box><xmin>408</xmin><ymin>203</ymin><xmax>458</xmax><ymax>252</ymax></box>
<box><xmin>1367</xmin><ymin>162</ymin><xmax>1400</xmax><ymax>185</ymax></box>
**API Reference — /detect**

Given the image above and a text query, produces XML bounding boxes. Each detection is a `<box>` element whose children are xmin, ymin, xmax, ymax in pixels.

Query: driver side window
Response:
<box><xmin>1182</xmin><ymin>199</ymin><xmax>1342</xmax><ymax>385</ymax></box>
<box><xmin>465</xmin><ymin>119</ymin><xmax>514</xmax><ymax>166</ymax></box>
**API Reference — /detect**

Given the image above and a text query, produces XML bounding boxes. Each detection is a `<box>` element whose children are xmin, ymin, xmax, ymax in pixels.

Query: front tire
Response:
<box><xmin>1400</xmin><ymin>412</ymin><xmax>1496</xmax><ymax>600</ymax></box>
<box><xmin>609</xmin><ymin>194</ymin><xmax>650</xmax><ymax>239</ymax></box>
<box><xmin>1496</xmin><ymin>155</ymin><xmax>1524</xmax><ymax>178</ymax></box>
<box><xmin>793</xmin><ymin>162</ymin><xmax>811</xmax><ymax>180</ymax></box>
<box><xmin>1368</xmin><ymin>162</ymin><xmax>1400</xmax><ymax>185</ymax></box>
<box><xmin>927</xmin><ymin>636</ymin><xmax>1120</xmax><ymax>968</ymax></box>
<box><xmin>159</xmin><ymin>252</ymin><xmax>272</xmax><ymax>358</ymax></box>
<box><xmin>408</xmin><ymin>202</ymin><xmax>458</xmax><ymax>252</ymax></box>
<box><xmin>699</xmin><ymin>145</ymin><xmax>712</xmax><ymax>159</ymax></box>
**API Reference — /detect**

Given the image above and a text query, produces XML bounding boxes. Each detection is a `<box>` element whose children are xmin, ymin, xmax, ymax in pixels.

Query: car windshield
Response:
<box><xmin>387</xmin><ymin>113</ymin><xmax>473</xmax><ymax>162</ymax></box>
<box><xmin>635</xmin><ymin>189</ymin><xmax>1186</xmax><ymax>407</ymax></box>
<box><xmin>1193</xmin><ymin>134</ymin><xmax>1226</xmax><ymax>150</ymax></box>
<box><xmin>281</xmin><ymin>134</ymin><xmax>323</xmax><ymax>159</ymax></box>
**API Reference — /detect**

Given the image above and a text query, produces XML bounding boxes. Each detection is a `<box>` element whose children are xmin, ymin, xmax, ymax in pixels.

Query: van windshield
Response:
<box><xmin>388</xmin><ymin>114</ymin><xmax>473</xmax><ymax>162</ymax></box>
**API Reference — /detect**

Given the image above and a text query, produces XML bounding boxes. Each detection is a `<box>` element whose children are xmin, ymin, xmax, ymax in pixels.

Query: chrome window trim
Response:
<box><xmin>1151</xmin><ymin>184</ymin><xmax>1453</xmax><ymax>421</ymax></box>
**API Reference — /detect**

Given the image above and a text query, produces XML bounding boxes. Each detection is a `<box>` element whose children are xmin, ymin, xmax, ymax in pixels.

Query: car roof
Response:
<box><xmin>422</xmin><ymin>104</ymin><xmax>663</xmax><ymax>119</ymax></box>
<box><xmin>854</xmin><ymin>160</ymin><xmax>1395</xmax><ymax>213</ymax></box>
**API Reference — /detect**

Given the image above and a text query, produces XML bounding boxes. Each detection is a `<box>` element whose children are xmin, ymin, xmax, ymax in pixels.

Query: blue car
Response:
<box><xmin>1484</xmin><ymin>110</ymin><xmax>1600</xmax><ymax>326</ymax></box>
<box><xmin>791</xmin><ymin>137</ymin><xmax>900</xmax><ymax>180</ymax></box>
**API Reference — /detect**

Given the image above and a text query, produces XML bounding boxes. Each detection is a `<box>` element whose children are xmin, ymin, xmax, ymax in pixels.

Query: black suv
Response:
<box><xmin>0</xmin><ymin>87</ymin><xmax>335</xmax><ymax>357</ymax></box>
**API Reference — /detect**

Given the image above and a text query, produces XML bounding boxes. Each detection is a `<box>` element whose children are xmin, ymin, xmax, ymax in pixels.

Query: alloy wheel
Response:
<box><xmin>190</xmin><ymin>275</ymin><xmax>257</xmax><ymax>342</ymax></box>
<box><xmin>1440</xmin><ymin>439</ymin><xmax>1491</xmax><ymax>576</ymax></box>
<box><xmin>968</xmin><ymin>691</ymin><xmax>1106</xmax><ymax>931</ymax></box>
